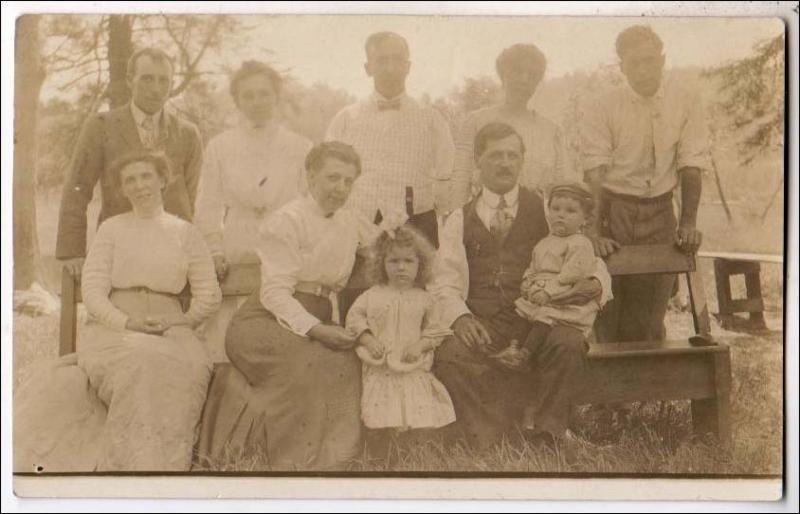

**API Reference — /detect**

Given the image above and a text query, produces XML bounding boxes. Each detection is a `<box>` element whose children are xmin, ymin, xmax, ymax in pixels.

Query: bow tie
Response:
<box><xmin>377</xmin><ymin>98</ymin><xmax>402</xmax><ymax>111</ymax></box>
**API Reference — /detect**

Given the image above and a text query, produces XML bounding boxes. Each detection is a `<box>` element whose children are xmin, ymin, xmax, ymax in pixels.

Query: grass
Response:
<box><xmin>13</xmin><ymin>304</ymin><xmax>782</xmax><ymax>475</ymax></box>
<box><xmin>189</xmin><ymin>325</ymin><xmax>782</xmax><ymax>475</ymax></box>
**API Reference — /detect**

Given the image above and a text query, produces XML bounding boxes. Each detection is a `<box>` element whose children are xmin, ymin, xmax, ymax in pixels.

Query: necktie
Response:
<box><xmin>377</xmin><ymin>98</ymin><xmax>402</xmax><ymax>111</ymax></box>
<box><xmin>490</xmin><ymin>196</ymin><xmax>513</xmax><ymax>241</ymax></box>
<box><xmin>141</xmin><ymin>115</ymin><xmax>157</xmax><ymax>149</ymax></box>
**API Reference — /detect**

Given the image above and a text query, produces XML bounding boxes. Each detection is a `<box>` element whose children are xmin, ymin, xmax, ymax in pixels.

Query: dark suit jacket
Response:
<box><xmin>55</xmin><ymin>103</ymin><xmax>203</xmax><ymax>259</ymax></box>
<box><xmin>462</xmin><ymin>187</ymin><xmax>550</xmax><ymax>319</ymax></box>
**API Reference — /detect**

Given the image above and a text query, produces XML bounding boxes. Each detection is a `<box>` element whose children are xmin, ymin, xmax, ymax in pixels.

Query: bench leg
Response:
<box><xmin>690</xmin><ymin>351</ymin><xmax>732</xmax><ymax>445</ymax></box>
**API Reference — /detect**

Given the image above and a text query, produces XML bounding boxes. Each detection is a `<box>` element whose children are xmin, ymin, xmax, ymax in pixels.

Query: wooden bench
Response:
<box><xmin>59</xmin><ymin>244</ymin><xmax>731</xmax><ymax>444</ymax></box>
<box><xmin>582</xmin><ymin>244</ymin><xmax>731</xmax><ymax>444</ymax></box>
<box><xmin>697</xmin><ymin>250</ymin><xmax>782</xmax><ymax>333</ymax></box>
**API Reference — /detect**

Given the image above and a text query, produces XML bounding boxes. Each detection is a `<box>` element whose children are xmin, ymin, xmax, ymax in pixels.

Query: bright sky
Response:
<box><xmin>229</xmin><ymin>15</ymin><xmax>784</xmax><ymax>99</ymax></box>
<box><xmin>38</xmin><ymin>13</ymin><xmax>784</xmax><ymax>102</ymax></box>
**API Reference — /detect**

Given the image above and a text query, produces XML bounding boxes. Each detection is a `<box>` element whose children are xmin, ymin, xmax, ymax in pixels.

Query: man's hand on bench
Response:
<box><xmin>676</xmin><ymin>226</ymin><xmax>703</xmax><ymax>254</ymax></box>
<box><xmin>590</xmin><ymin>236</ymin><xmax>620</xmax><ymax>258</ymax></box>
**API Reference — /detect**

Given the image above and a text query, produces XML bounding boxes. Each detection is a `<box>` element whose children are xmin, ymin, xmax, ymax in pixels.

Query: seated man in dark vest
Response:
<box><xmin>431</xmin><ymin>122</ymin><xmax>612</xmax><ymax>448</ymax></box>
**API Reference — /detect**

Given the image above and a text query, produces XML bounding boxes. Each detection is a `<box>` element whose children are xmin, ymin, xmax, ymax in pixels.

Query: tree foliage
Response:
<box><xmin>704</xmin><ymin>35</ymin><xmax>784</xmax><ymax>165</ymax></box>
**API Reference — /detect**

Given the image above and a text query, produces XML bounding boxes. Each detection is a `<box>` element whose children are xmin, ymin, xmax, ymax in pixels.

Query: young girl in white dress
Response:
<box><xmin>345</xmin><ymin>225</ymin><xmax>456</xmax><ymax>436</ymax></box>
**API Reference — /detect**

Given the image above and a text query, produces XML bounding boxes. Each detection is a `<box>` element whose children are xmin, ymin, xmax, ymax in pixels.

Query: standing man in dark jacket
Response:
<box><xmin>56</xmin><ymin>47</ymin><xmax>203</xmax><ymax>275</ymax></box>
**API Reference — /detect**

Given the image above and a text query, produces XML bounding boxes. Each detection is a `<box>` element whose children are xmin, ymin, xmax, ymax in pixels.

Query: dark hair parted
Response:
<box><xmin>615</xmin><ymin>25</ymin><xmax>664</xmax><ymax>59</ymax></box>
<box><xmin>109</xmin><ymin>151</ymin><xmax>172</xmax><ymax>191</ymax></box>
<box><xmin>304</xmin><ymin>141</ymin><xmax>362</xmax><ymax>177</ymax></box>
<box><xmin>364</xmin><ymin>31</ymin><xmax>409</xmax><ymax>58</ymax></box>
<box><xmin>229</xmin><ymin>60</ymin><xmax>283</xmax><ymax>104</ymax></box>
<box><xmin>473</xmin><ymin>122</ymin><xmax>526</xmax><ymax>161</ymax></box>
<box><xmin>495</xmin><ymin>43</ymin><xmax>547</xmax><ymax>83</ymax></box>
<box><xmin>126</xmin><ymin>48</ymin><xmax>174</xmax><ymax>79</ymax></box>
<box><xmin>367</xmin><ymin>225</ymin><xmax>436</xmax><ymax>288</ymax></box>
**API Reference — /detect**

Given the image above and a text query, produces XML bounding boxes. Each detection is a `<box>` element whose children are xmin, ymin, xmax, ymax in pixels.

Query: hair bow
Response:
<box><xmin>377</xmin><ymin>209</ymin><xmax>409</xmax><ymax>239</ymax></box>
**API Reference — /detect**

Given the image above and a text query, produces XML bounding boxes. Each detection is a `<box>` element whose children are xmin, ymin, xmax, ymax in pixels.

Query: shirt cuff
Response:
<box><xmin>677</xmin><ymin>157</ymin><xmax>710</xmax><ymax>173</ymax></box>
<box><xmin>282</xmin><ymin>310</ymin><xmax>322</xmax><ymax>337</ymax></box>
<box><xmin>440</xmin><ymin>300</ymin><xmax>472</xmax><ymax>329</ymax></box>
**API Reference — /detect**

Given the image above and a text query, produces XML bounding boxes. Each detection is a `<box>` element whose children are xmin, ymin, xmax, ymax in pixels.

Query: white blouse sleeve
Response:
<box><xmin>324</xmin><ymin>107</ymin><xmax>349</xmax><ymax>142</ymax></box>
<box><xmin>183</xmin><ymin>224</ymin><xmax>222</xmax><ymax>324</ymax></box>
<box><xmin>193</xmin><ymin>137</ymin><xmax>225</xmax><ymax>257</ymax></box>
<box><xmin>420</xmin><ymin>294</ymin><xmax>453</xmax><ymax>347</ymax></box>
<box><xmin>81</xmin><ymin>220</ymin><xmax>129</xmax><ymax>330</ymax></box>
<box><xmin>344</xmin><ymin>289</ymin><xmax>371</xmax><ymax>338</ymax></box>
<box><xmin>258</xmin><ymin>211</ymin><xmax>321</xmax><ymax>336</ymax></box>
<box><xmin>431</xmin><ymin>109</ymin><xmax>456</xmax><ymax>212</ymax></box>
<box><xmin>451</xmin><ymin>112</ymin><xmax>478</xmax><ymax>210</ymax></box>
<box><xmin>592</xmin><ymin>256</ymin><xmax>614</xmax><ymax>307</ymax></box>
<box><xmin>428</xmin><ymin>209</ymin><xmax>472</xmax><ymax>327</ymax></box>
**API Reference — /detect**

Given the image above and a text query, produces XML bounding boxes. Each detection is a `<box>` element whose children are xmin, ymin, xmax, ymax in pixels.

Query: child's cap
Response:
<box><xmin>548</xmin><ymin>181</ymin><xmax>592</xmax><ymax>202</ymax></box>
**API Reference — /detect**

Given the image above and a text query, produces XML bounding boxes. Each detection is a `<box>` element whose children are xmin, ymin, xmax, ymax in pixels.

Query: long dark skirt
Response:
<box><xmin>196</xmin><ymin>292</ymin><xmax>361</xmax><ymax>471</ymax></box>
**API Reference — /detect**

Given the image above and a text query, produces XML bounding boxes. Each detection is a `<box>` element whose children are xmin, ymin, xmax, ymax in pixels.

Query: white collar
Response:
<box><xmin>370</xmin><ymin>90</ymin><xmax>409</xmax><ymax>107</ymax></box>
<box><xmin>130</xmin><ymin>101</ymin><xmax>164</xmax><ymax>127</ymax></box>
<box><xmin>303</xmin><ymin>193</ymin><xmax>336</xmax><ymax>219</ymax></box>
<box><xmin>481</xmin><ymin>185</ymin><xmax>520</xmax><ymax>209</ymax></box>
<box><xmin>240</xmin><ymin>114</ymin><xmax>279</xmax><ymax>135</ymax></box>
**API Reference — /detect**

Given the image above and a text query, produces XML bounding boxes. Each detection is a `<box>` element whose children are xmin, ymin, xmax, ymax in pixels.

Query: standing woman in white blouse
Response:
<box><xmin>197</xmin><ymin>142</ymin><xmax>380</xmax><ymax>471</ymax></box>
<box><xmin>15</xmin><ymin>152</ymin><xmax>221</xmax><ymax>472</ymax></box>
<box><xmin>452</xmin><ymin>43</ymin><xmax>575</xmax><ymax>207</ymax></box>
<box><xmin>194</xmin><ymin>61</ymin><xmax>312</xmax><ymax>361</ymax></box>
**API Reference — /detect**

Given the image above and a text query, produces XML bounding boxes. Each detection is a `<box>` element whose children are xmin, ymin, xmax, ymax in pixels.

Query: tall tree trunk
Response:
<box><xmin>107</xmin><ymin>15</ymin><xmax>134</xmax><ymax>108</ymax></box>
<box><xmin>13</xmin><ymin>15</ymin><xmax>46</xmax><ymax>291</ymax></box>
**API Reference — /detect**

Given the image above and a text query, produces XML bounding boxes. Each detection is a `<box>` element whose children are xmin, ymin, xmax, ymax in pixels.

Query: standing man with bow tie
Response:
<box><xmin>325</xmin><ymin>31</ymin><xmax>455</xmax><ymax>235</ymax></box>
<box><xmin>56</xmin><ymin>47</ymin><xmax>204</xmax><ymax>276</ymax></box>
<box><xmin>325</xmin><ymin>31</ymin><xmax>456</xmax><ymax>316</ymax></box>
<box><xmin>580</xmin><ymin>25</ymin><xmax>710</xmax><ymax>343</ymax></box>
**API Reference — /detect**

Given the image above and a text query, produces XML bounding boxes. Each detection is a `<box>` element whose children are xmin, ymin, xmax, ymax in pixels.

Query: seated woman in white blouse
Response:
<box><xmin>197</xmin><ymin>142</ymin><xmax>381</xmax><ymax>471</ymax></box>
<box><xmin>14</xmin><ymin>151</ymin><xmax>221</xmax><ymax>472</ymax></box>
<box><xmin>194</xmin><ymin>60</ymin><xmax>312</xmax><ymax>361</ymax></box>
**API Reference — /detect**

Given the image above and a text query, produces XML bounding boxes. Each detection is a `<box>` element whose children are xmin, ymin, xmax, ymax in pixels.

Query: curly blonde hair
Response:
<box><xmin>366</xmin><ymin>225</ymin><xmax>436</xmax><ymax>288</ymax></box>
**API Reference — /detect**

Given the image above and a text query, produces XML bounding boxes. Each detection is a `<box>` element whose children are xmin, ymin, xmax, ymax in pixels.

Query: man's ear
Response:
<box><xmin>364</xmin><ymin>61</ymin><xmax>373</xmax><ymax>78</ymax></box>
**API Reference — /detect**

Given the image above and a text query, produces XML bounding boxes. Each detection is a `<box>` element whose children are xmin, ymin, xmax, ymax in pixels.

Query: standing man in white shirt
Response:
<box><xmin>325</xmin><ymin>31</ymin><xmax>456</xmax><ymax>239</ymax></box>
<box><xmin>56</xmin><ymin>47</ymin><xmax>204</xmax><ymax>277</ymax></box>
<box><xmin>581</xmin><ymin>25</ymin><xmax>710</xmax><ymax>343</ymax></box>
<box><xmin>326</xmin><ymin>31</ymin><xmax>456</xmax><ymax>316</ymax></box>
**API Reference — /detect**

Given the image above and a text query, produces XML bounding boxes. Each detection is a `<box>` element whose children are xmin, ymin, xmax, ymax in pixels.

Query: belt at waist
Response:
<box><xmin>602</xmin><ymin>189</ymin><xmax>673</xmax><ymax>204</ymax></box>
<box><xmin>294</xmin><ymin>281</ymin><xmax>334</xmax><ymax>299</ymax></box>
<box><xmin>111</xmin><ymin>286</ymin><xmax>182</xmax><ymax>299</ymax></box>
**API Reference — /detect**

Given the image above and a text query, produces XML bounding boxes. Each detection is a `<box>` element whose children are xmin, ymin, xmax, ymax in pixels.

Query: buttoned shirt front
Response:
<box><xmin>325</xmin><ymin>91</ymin><xmax>455</xmax><ymax>218</ymax></box>
<box><xmin>580</xmin><ymin>76</ymin><xmax>711</xmax><ymax>198</ymax></box>
<box><xmin>130</xmin><ymin>101</ymin><xmax>164</xmax><ymax>148</ymax></box>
